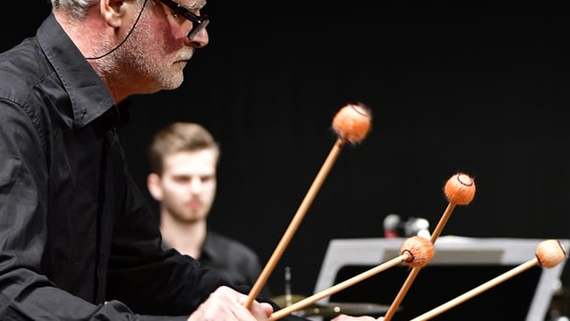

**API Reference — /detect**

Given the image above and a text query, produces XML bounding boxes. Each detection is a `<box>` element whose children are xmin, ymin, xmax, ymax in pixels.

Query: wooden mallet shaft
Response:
<box><xmin>382</xmin><ymin>203</ymin><xmax>456</xmax><ymax>321</ymax></box>
<box><xmin>429</xmin><ymin>203</ymin><xmax>456</xmax><ymax>243</ymax></box>
<box><xmin>269</xmin><ymin>253</ymin><xmax>411</xmax><ymax>321</ymax></box>
<box><xmin>246</xmin><ymin>104</ymin><xmax>372</xmax><ymax>308</ymax></box>
<box><xmin>410</xmin><ymin>258</ymin><xmax>538</xmax><ymax>321</ymax></box>
<box><xmin>383</xmin><ymin>173</ymin><xmax>476</xmax><ymax>321</ymax></box>
<box><xmin>244</xmin><ymin>139</ymin><xmax>345</xmax><ymax>308</ymax></box>
<box><xmin>412</xmin><ymin>240</ymin><xmax>566</xmax><ymax>321</ymax></box>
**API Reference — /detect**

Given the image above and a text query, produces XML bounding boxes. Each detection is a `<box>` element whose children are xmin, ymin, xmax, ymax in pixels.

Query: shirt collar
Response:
<box><xmin>36</xmin><ymin>14</ymin><xmax>115</xmax><ymax>129</ymax></box>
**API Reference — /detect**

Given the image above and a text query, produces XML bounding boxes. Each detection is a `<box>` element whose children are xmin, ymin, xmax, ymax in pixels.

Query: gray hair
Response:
<box><xmin>51</xmin><ymin>0</ymin><xmax>99</xmax><ymax>18</ymax></box>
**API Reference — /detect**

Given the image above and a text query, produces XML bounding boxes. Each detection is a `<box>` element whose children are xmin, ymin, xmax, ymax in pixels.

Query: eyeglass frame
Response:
<box><xmin>157</xmin><ymin>0</ymin><xmax>210</xmax><ymax>39</ymax></box>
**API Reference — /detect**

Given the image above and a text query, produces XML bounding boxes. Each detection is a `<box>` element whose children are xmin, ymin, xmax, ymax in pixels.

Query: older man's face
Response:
<box><xmin>118</xmin><ymin>0</ymin><xmax>209</xmax><ymax>92</ymax></box>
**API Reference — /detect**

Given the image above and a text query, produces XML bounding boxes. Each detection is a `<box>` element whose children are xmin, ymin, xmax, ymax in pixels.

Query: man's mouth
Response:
<box><xmin>188</xmin><ymin>199</ymin><xmax>202</xmax><ymax>209</ymax></box>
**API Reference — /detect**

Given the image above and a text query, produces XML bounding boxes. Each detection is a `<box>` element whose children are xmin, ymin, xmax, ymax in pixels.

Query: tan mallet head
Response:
<box><xmin>332</xmin><ymin>103</ymin><xmax>372</xmax><ymax>144</ymax></box>
<box><xmin>536</xmin><ymin>240</ymin><xmax>567</xmax><ymax>268</ymax></box>
<box><xmin>444</xmin><ymin>173</ymin><xmax>476</xmax><ymax>205</ymax></box>
<box><xmin>401</xmin><ymin>236</ymin><xmax>435</xmax><ymax>268</ymax></box>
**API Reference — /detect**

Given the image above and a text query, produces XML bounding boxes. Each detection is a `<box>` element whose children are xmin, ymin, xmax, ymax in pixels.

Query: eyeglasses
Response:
<box><xmin>158</xmin><ymin>0</ymin><xmax>210</xmax><ymax>39</ymax></box>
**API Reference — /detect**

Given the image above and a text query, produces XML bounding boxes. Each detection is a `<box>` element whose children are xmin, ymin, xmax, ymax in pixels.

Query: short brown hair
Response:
<box><xmin>148</xmin><ymin>122</ymin><xmax>219</xmax><ymax>174</ymax></box>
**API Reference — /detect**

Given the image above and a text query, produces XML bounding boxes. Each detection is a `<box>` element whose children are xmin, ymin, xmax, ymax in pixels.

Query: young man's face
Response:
<box><xmin>153</xmin><ymin>149</ymin><xmax>217</xmax><ymax>223</ymax></box>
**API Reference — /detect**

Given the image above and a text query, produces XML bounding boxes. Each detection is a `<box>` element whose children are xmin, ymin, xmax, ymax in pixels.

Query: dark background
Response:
<box><xmin>2</xmin><ymin>0</ymin><xmax>569</xmax><ymax>316</ymax></box>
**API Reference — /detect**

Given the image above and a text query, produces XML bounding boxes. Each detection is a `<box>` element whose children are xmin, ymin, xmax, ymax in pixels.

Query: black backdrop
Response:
<box><xmin>2</xmin><ymin>0</ymin><xmax>569</xmax><ymax>310</ymax></box>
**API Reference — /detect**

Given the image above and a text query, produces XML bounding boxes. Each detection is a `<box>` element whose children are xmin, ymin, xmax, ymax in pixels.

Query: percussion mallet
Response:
<box><xmin>244</xmin><ymin>103</ymin><xmax>372</xmax><ymax>308</ymax></box>
<box><xmin>410</xmin><ymin>239</ymin><xmax>567</xmax><ymax>321</ymax></box>
<box><xmin>382</xmin><ymin>173</ymin><xmax>476</xmax><ymax>321</ymax></box>
<box><xmin>269</xmin><ymin>236</ymin><xmax>434</xmax><ymax>321</ymax></box>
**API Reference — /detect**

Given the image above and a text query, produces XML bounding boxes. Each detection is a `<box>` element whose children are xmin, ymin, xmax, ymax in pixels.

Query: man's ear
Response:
<box><xmin>147</xmin><ymin>173</ymin><xmax>164</xmax><ymax>201</ymax></box>
<box><xmin>100</xmin><ymin>0</ymin><xmax>130</xmax><ymax>28</ymax></box>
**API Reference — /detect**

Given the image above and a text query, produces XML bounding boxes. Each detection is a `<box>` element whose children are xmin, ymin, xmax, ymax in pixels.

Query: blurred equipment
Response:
<box><xmin>284</xmin><ymin>266</ymin><xmax>293</xmax><ymax>307</ymax></box>
<box><xmin>272</xmin><ymin>294</ymin><xmax>307</xmax><ymax>309</ymax></box>
<box><xmin>403</xmin><ymin>217</ymin><xmax>431</xmax><ymax>239</ymax></box>
<box><xmin>548</xmin><ymin>282</ymin><xmax>569</xmax><ymax>321</ymax></box>
<box><xmin>383</xmin><ymin>214</ymin><xmax>431</xmax><ymax>239</ymax></box>
<box><xmin>383</xmin><ymin>214</ymin><xmax>401</xmax><ymax>238</ymax></box>
<box><xmin>272</xmin><ymin>266</ymin><xmax>306</xmax><ymax>308</ymax></box>
<box><xmin>297</xmin><ymin>302</ymin><xmax>392</xmax><ymax>318</ymax></box>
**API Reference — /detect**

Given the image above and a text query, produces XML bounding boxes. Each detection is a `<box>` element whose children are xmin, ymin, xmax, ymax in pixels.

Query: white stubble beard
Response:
<box><xmin>95</xmin><ymin>10</ymin><xmax>193</xmax><ymax>96</ymax></box>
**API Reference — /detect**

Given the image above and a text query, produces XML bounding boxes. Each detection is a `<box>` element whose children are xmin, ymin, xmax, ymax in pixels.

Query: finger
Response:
<box><xmin>234</xmin><ymin>290</ymin><xmax>273</xmax><ymax>317</ymax></box>
<box><xmin>188</xmin><ymin>299</ymin><xmax>235</xmax><ymax>321</ymax></box>
<box><xmin>260</xmin><ymin>302</ymin><xmax>273</xmax><ymax>317</ymax></box>
<box><xmin>228</xmin><ymin>298</ymin><xmax>259</xmax><ymax>321</ymax></box>
<box><xmin>247</xmin><ymin>301</ymin><xmax>272</xmax><ymax>319</ymax></box>
<box><xmin>198</xmin><ymin>287</ymin><xmax>242</xmax><ymax>321</ymax></box>
<box><xmin>215</xmin><ymin>287</ymin><xmax>259</xmax><ymax>321</ymax></box>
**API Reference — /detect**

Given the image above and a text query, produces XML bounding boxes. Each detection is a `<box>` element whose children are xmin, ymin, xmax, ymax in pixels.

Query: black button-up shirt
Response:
<box><xmin>200</xmin><ymin>231</ymin><xmax>263</xmax><ymax>292</ymax></box>
<box><xmin>164</xmin><ymin>230</ymin><xmax>264</xmax><ymax>294</ymax></box>
<box><xmin>0</xmin><ymin>14</ymin><xmax>225</xmax><ymax>321</ymax></box>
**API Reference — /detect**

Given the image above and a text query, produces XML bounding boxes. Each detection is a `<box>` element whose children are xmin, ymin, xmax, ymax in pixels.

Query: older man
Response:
<box><xmin>0</xmin><ymin>1</ymin><xmax>375</xmax><ymax>321</ymax></box>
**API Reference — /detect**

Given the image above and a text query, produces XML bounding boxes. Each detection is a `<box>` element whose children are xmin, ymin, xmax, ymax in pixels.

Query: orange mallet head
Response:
<box><xmin>332</xmin><ymin>103</ymin><xmax>372</xmax><ymax>144</ymax></box>
<box><xmin>536</xmin><ymin>240</ymin><xmax>567</xmax><ymax>268</ymax></box>
<box><xmin>444</xmin><ymin>173</ymin><xmax>476</xmax><ymax>205</ymax></box>
<box><xmin>401</xmin><ymin>236</ymin><xmax>435</xmax><ymax>268</ymax></box>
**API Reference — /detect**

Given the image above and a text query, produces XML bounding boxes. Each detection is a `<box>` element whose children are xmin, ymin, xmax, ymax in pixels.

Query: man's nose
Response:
<box><xmin>186</xmin><ymin>26</ymin><xmax>209</xmax><ymax>48</ymax></box>
<box><xmin>190</xmin><ymin>177</ymin><xmax>203</xmax><ymax>194</ymax></box>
